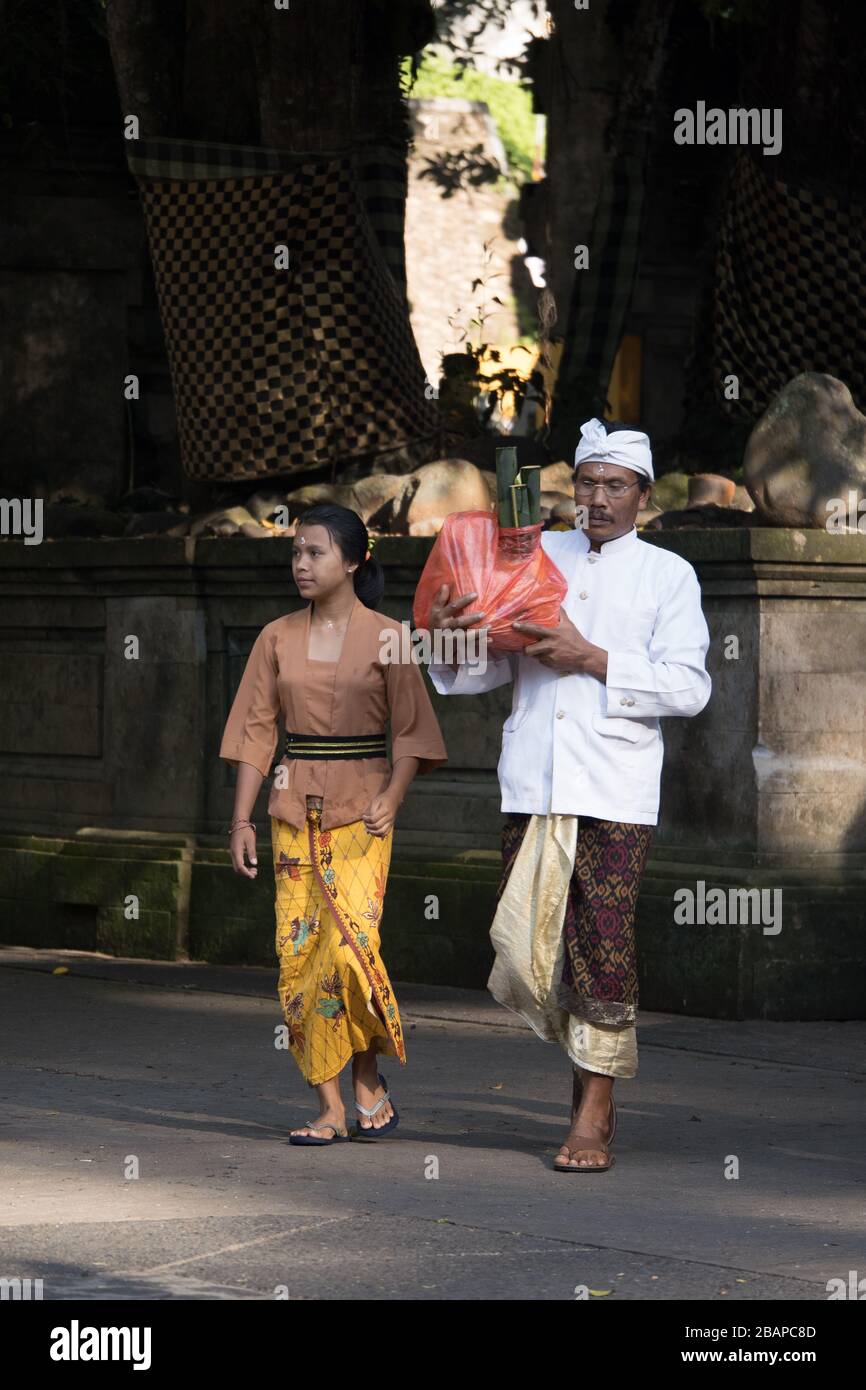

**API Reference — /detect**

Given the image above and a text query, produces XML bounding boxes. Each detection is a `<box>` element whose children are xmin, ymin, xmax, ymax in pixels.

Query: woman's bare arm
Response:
<box><xmin>229</xmin><ymin>761</ymin><xmax>264</xmax><ymax>878</ymax></box>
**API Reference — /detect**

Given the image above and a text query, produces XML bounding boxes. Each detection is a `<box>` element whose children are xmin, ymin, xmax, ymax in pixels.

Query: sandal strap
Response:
<box><xmin>355</xmin><ymin>1087</ymin><xmax>389</xmax><ymax>1119</ymax></box>
<box><xmin>304</xmin><ymin>1121</ymin><xmax>342</xmax><ymax>1136</ymax></box>
<box><xmin>563</xmin><ymin>1135</ymin><xmax>609</xmax><ymax>1157</ymax></box>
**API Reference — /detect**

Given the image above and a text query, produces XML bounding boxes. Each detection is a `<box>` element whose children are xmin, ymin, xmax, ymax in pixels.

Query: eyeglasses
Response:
<box><xmin>574</xmin><ymin>476</ymin><xmax>641</xmax><ymax>499</ymax></box>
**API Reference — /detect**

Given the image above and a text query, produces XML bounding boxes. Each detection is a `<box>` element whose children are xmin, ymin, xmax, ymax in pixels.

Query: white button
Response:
<box><xmin>579</xmin><ymin>590</ymin><xmax>589</xmax><ymax>600</ymax></box>
<box><xmin>620</xmin><ymin>697</ymin><xmax>628</xmax><ymax>706</ymax></box>
<box><xmin>627</xmin><ymin>698</ymin><xmax>635</xmax><ymax>707</ymax></box>
<box><xmin>556</xmin><ymin>710</ymin><xmax>564</xmax><ymax>719</ymax></box>
<box><xmin>588</xmin><ymin>556</ymin><xmax>598</xmax><ymax>564</ymax></box>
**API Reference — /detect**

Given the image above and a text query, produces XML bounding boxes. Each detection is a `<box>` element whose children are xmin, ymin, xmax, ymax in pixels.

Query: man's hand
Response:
<box><xmin>428</xmin><ymin>583</ymin><xmax>487</xmax><ymax>632</ymax></box>
<box><xmin>513</xmin><ymin>607</ymin><xmax>608</xmax><ymax>681</ymax></box>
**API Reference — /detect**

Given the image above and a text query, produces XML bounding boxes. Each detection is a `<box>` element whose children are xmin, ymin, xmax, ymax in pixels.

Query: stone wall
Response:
<box><xmin>0</xmin><ymin>530</ymin><xmax>864</xmax><ymax>1017</ymax></box>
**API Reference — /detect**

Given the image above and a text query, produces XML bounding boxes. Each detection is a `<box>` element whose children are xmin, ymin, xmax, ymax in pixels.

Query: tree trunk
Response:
<box><xmin>547</xmin><ymin>0</ymin><xmax>675</xmax><ymax>455</ymax></box>
<box><xmin>544</xmin><ymin>0</ymin><xmax>620</xmax><ymax>330</ymax></box>
<box><xmin>249</xmin><ymin>0</ymin><xmax>357</xmax><ymax>153</ymax></box>
<box><xmin>105</xmin><ymin>0</ymin><xmax>185</xmax><ymax>138</ymax></box>
<box><xmin>182</xmin><ymin>0</ymin><xmax>260</xmax><ymax>144</ymax></box>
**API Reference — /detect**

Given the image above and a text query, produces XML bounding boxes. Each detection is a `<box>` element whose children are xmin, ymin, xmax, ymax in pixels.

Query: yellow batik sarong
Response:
<box><xmin>272</xmin><ymin>808</ymin><xmax>405</xmax><ymax>1086</ymax></box>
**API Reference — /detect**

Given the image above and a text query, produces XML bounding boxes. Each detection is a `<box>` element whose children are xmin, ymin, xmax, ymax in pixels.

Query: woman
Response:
<box><xmin>220</xmin><ymin>504</ymin><xmax>446</xmax><ymax>1145</ymax></box>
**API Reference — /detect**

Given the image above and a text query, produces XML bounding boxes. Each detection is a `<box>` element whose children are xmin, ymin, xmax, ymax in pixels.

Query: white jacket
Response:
<box><xmin>428</xmin><ymin>525</ymin><xmax>711</xmax><ymax>826</ymax></box>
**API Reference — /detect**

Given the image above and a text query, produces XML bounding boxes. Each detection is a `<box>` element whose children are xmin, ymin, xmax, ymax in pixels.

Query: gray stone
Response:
<box><xmin>400</xmin><ymin>458</ymin><xmax>491</xmax><ymax>533</ymax></box>
<box><xmin>643</xmin><ymin>505</ymin><xmax>760</xmax><ymax>530</ymax></box>
<box><xmin>687</xmin><ymin>473</ymin><xmax>736</xmax><ymax>507</ymax></box>
<box><xmin>744</xmin><ymin>371</ymin><xmax>866</xmax><ymax>527</ymax></box>
<box><xmin>351</xmin><ymin>474</ymin><xmax>407</xmax><ymax>523</ymax></box>
<box><xmin>650</xmin><ymin>472</ymin><xmax>689</xmax><ymax>512</ymax></box>
<box><xmin>245</xmin><ymin>491</ymin><xmax>289</xmax><ymax>524</ymax></box>
<box><xmin>189</xmin><ymin>506</ymin><xmax>257</xmax><ymax>538</ymax></box>
<box><xmin>546</xmin><ymin>494</ymin><xmax>575</xmax><ymax>523</ymax></box>
<box><xmin>43</xmin><ymin>504</ymin><xmax>125</xmax><ymax>538</ymax></box>
<box><xmin>125</xmin><ymin>512</ymin><xmax>189</xmax><ymax>538</ymax></box>
<box><xmin>540</xmin><ymin>461</ymin><xmax>573</xmax><ymax>494</ymax></box>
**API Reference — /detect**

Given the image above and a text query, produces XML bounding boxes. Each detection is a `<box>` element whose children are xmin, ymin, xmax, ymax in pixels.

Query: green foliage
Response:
<box><xmin>408</xmin><ymin>53</ymin><xmax>536</xmax><ymax>182</ymax></box>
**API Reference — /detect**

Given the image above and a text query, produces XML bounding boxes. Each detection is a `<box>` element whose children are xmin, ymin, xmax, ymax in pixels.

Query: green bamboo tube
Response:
<box><xmin>510</xmin><ymin>482</ymin><xmax>530</xmax><ymax>528</ymax></box>
<box><xmin>496</xmin><ymin>446</ymin><xmax>520</xmax><ymax>527</ymax></box>
<box><xmin>520</xmin><ymin>466</ymin><xmax>542</xmax><ymax>525</ymax></box>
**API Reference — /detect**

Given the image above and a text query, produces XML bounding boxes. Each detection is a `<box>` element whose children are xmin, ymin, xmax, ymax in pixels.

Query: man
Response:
<box><xmin>427</xmin><ymin>417</ymin><xmax>711</xmax><ymax>1172</ymax></box>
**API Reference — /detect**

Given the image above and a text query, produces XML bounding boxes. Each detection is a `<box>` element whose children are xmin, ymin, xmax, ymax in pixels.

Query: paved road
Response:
<box><xmin>1</xmin><ymin>946</ymin><xmax>864</xmax><ymax>1301</ymax></box>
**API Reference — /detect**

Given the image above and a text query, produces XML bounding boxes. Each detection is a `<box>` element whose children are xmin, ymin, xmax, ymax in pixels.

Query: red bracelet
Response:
<box><xmin>229</xmin><ymin>819</ymin><xmax>256</xmax><ymax>835</ymax></box>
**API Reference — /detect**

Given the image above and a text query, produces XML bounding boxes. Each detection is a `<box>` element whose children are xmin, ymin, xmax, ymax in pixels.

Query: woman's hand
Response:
<box><xmin>362</xmin><ymin>791</ymin><xmax>400</xmax><ymax>837</ymax></box>
<box><xmin>230</xmin><ymin>826</ymin><xmax>258</xmax><ymax>878</ymax></box>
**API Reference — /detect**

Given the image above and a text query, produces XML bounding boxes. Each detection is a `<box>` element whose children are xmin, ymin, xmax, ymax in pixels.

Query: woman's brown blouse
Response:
<box><xmin>219</xmin><ymin>599</ymin><xmax>447</xmax><ymax>830</ymax></box>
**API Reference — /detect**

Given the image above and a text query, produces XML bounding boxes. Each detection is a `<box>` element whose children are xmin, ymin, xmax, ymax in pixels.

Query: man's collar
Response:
<box><xmin>572</xmin><ymin>525</ymin><xmax>638</xmax><ymax>555</ymax></box>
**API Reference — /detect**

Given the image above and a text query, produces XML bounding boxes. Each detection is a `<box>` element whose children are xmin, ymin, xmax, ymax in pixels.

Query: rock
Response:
<box><xmin>403</xmin><ymin>458</ymin><xmax>492</xmax><ymax>532</ymax></box>
<box><xmin>246</xmin><ymin>490</ymin><xmax>289</xmax><ymax>524</ymax></box>
<box><xmin>125</xmin><ymin>511</ymin><xmax>189</xmax><ymax>537</ymax></box>
<box><xmin>43</xmin><ymin>504</ymin><xmax>125</xmax><ymax>538</ymax></box>
<box><xmin>650</xmin><ymin>472</ymin><xmax>689</xmax><ymax>513</ymax></box>
<box><xmin>119</xmin><ymin>486</ymin><xmax>178</xmax><ymax>514</ymax></box>
<box><xmin>545</xmin><ymin>493</ymin><xmax>575</xmax><ymax>523</ymax></box>
<box><xmin>189</xmin><ymin>506</ymin><xmax>257</xmax><ymax>537</ymax></box>
<box><xmin>744</xmin><ymin>372</ymin><xmax>866</xmax><ymax>527</ymax></box>
<box><xmin>351</xmin><ymin>474</ymin><xmax>407</xmax><ymax>522</ymax></box>
<box><xmin>47</xmin><ymin>485</ymin><xmax>106</xmax><ymax>509</ymax></box>
<box><xmin>540</xmin><ymin>462</ymin><xmax>573</xmax><ymax>494</ymax></box>
<box><xmin>283</xmin><ymin>483</ymin><xmax>356</xmax><ymax>519</ymax></box>
<box><xmin>687</xmin><ymin>473</ymin><xmax>736</xmax><ymax>507</ymax></box>
<box><xmin>643</xmin><ymin>505</ymin><xmax>761</xmax><ymax>530</ymax></box>
<box><xmin>732</xmin><ymin>484</ymin><xmax>754</xmax><ymax>512</ymax></box>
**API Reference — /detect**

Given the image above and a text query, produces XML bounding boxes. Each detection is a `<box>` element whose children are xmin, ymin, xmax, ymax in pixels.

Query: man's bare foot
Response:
<box><xmin>571</xmin><ymin>1069</ymin><xmax>583</xmax><ymax>1120</ymax></box>
<box><xmin>555</xmin><ymin>1072</ymin><xmax>614</xmax><ymax>1170</ymax></box>
<box><xmin>290</xmin><ymin>1106</ymin><xmax>347</xmax><ymax>1140</ymax></box>
<box><xmin>352</xmin><ymin>1054</ymin><xmax>394</xmax><ymax>1131</ymax></box>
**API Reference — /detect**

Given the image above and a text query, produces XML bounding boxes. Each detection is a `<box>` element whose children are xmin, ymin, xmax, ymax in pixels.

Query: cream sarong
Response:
<box><xmin>488</xmin><ymin>813</ymin><xmax>638</xmax><ymax>1078</ymax></box>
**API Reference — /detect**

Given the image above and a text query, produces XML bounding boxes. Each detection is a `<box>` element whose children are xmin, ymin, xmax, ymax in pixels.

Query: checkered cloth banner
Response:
<box><xmin>128</xmin><ymin>138</ymin><xmax>435</xmax><ymax>482</ymax></box>
<box><xmin>710</xmin><ymin>152</ymin><xmax>866</xmax><ymax>418</ymax></box>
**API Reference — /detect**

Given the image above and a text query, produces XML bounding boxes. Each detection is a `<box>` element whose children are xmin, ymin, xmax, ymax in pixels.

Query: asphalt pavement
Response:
<box><xmin>1</xmin><ymin>945</ymin><xmax>864</xmax><ymax>1301</ymax></box>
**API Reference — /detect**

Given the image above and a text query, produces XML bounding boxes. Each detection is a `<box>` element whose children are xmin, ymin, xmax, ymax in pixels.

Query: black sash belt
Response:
<box><xmin>283</xmin><ymin>732</ymin><xmax>387</xmax><ymax>761</ymax></box>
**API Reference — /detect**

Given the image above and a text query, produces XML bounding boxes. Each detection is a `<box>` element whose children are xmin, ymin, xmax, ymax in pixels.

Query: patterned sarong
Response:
<box><xmin>490</xmin><ymin>813</ymin><xmax>652</xmax><ymax>1078</ymax></box>
<box><xmin>272</xmin><ymin>809</ymin><xmax>404</xmax><ymax>1086</ymax></box>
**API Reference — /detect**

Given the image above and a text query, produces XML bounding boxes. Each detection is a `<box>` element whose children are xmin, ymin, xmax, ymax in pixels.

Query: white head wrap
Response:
<box><xmin>573</xmin><ymin>417</ymin><xmax>653</xmax><ymax>481</ymax></box>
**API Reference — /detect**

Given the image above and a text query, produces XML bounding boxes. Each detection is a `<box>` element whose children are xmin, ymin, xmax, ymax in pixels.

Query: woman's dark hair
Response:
<box><xmin>295</xmin><ymin>503</ymin><xmax>384</xmax><ymax>608</ymax></box>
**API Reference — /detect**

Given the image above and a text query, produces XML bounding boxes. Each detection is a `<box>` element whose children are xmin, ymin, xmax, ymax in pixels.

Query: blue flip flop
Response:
<box><xmin>352</xmin><ymin>1072</ymin><xmax>400</xmax><ymax>1139</ymax></box>
<box><xmin>289</xmin><ymin>1120</ymin><xmax>349</xmax><ymax>1147</ymax></box>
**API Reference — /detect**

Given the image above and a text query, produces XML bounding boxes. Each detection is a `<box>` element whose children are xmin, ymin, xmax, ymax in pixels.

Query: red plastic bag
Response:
<box><xmin>413</xmin><ymin>510</ymin><xmax>568</xmax><ymax>654</ymax></box>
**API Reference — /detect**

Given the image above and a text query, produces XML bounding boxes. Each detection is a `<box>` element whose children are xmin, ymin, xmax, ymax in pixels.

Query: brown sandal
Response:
<box><xmin>554</xmin><ymin>1096</ymin><xmax>617</xmax><ymax>1173</ymax></box>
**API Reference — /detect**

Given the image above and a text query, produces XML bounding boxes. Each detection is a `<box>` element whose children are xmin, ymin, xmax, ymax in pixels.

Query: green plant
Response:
<box><xmin>406</xmin><ymin>52</ymin><xmax>537</xmax><ymax>182</ymax></box>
